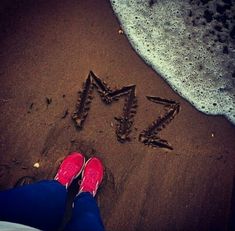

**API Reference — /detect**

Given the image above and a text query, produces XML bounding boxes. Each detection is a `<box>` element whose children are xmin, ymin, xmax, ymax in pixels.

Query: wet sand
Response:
<box><xmin>0</xmin><ymin>0</ymin><xmax>235</xmax><ymax>230</ymax></box>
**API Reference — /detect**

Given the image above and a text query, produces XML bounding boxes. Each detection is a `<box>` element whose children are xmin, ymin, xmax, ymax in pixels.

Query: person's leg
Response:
<box><xmin>66</xmin><ymin>192</ymin><xmax>104</xmax><ymax>231</ymax></box>
<box><xmin>0</xmin><ymin>152</ymin><xmax>85</xmax><ymax>231</ymax></box>
<box><xmin>65</xmin><ymin>157</ymin><xmax>105</xmax><ymax>231</ymax></box>
<box><xmin>0</xmin><ymin>180</ymin><xmax>67</xmax><ymax>231</ymax></box>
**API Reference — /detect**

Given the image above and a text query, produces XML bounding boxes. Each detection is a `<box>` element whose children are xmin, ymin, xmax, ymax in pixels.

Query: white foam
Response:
<box><xmin>110</xmin><ymin>0</ymin><xmax>235</xmax><ymax>124</ymax></box>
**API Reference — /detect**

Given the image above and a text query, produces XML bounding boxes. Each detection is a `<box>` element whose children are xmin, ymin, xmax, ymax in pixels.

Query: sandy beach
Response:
<box><xmin>0</xmin><ymin>0</ymin><xmax>235</xmax><ymax>230</ymax></box>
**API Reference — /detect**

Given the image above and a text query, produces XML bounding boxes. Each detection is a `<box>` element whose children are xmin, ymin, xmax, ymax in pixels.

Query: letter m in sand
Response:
<box><xmin>72</xmin><ymin>71</ymin><xmax>137</xmax><ymax>143</ymax></box>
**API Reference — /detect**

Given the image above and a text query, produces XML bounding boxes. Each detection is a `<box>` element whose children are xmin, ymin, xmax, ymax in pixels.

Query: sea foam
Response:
<box><xmin>110</xmin><ymin>0</ymin><xmax>235</xmax><ymax>124</ymax></box>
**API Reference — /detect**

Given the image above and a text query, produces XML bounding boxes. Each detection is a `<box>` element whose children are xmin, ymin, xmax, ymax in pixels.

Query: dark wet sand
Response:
<box><xmin>0</xmin><ymin>0</ymin><xmax>235</xmax><ymax>230</ymax></box>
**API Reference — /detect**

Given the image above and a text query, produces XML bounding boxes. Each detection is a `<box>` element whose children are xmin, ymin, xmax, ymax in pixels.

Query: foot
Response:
<box><xmin>79</xmin><ymin>157</ymin><xmax>104</xmax><ymax>197</ymax></box>
<box><xmin>54</xmin><ymin>152</ymin><xmax>85</xmax><ymax>188</ymax></box>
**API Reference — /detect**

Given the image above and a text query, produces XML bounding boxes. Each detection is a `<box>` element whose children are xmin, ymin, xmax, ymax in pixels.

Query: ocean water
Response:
<box><xmin>110</xmin><ymin>0</ymin><xmax>235</xmax><ymax>124</ymax></box>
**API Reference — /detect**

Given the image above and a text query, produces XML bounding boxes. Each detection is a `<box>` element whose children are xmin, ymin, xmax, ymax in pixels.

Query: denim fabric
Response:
<box><xmin>0</xmin><ymin>180</ymin><xmax>104</xmax><ymax>231</ymax></box>
<box><xmin>65</xmin><ymin>192</ymin><xmax>105</xmax><ymax>231</ymax></box>
<box><xmin>0</xmin><ymin>180</ymin><xmax>66</xmax><ymax>231</ymax></box>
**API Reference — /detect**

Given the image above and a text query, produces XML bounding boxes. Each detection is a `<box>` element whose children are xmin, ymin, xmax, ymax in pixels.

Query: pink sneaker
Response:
<box><xmin>54</xmin><ymin>152</ymin><xmax>85</xmax><ymax>188</ymax></box>
<box><xmin>79</xmin><ymin>157</ymin><xmax>104</xmax><ymax>197</ymax></box>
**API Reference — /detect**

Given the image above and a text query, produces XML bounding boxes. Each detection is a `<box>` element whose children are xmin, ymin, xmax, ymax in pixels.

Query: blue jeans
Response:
<box><xmin>0</xmin><ymin>180</ymin><xmax>105</xmax><ymax>231</ymax></box>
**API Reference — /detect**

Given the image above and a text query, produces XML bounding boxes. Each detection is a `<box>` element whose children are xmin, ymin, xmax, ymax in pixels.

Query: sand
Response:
<box><xmin>0</xmin><ymin>0</ymin><xmax>235</xmax><ymax>230</ymax></box>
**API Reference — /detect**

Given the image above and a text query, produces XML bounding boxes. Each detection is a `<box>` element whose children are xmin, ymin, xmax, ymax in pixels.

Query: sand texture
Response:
<box><xmin>0</xmin><ymin>1</ymin><xmax>235</xmax><ymax>230</ymax></box>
